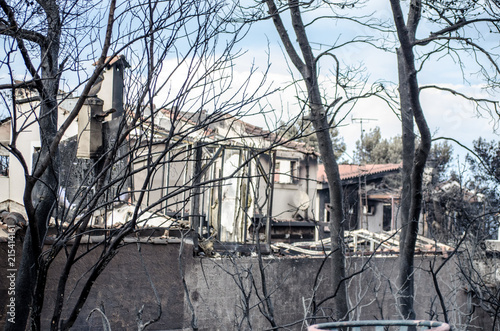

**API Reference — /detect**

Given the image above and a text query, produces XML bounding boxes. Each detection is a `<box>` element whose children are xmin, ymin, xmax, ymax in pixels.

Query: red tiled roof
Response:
<box><xmin>317</xmin><ymin>163</ymin><xmax>402</xmax><ymax>182</ymax></box>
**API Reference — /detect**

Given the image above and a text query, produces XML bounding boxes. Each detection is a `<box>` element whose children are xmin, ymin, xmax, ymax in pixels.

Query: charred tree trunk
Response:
<box><xmin>390</xmin><ymin>0</ymin><xmax>432</xmax><ymax>320</ymax></box>
<box><xmin>396</xmin><ymin>48</ymin><xmax>416</xmax><ymax>320</ymax></box>
<box><xmin>4</xmin><ymin>2</ymin><xmax>62</xmax><ymax>328</ymax></box>
<box><xmin>265</xmin><ymin>0</ymin><xmax>349</xmax><ymax>320</ymax></box>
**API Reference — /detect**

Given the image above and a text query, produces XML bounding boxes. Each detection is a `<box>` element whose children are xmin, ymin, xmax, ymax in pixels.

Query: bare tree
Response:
<box><xmin>387</xmin><ymin>0</ymin><xmax>500</xmax><ymax>320</ymax></box>
<box><xmin>1</xmin><ymin>0</ymin><xmax>118</xmax><ymax>328</ymax></box>
<box><xmin>0</xmin><ymin>0</ymin><xmax>278</xmax><ymax>329</ymax></box>
<box><xmin>248</xmin><ymin>0</ymin><xmax>391</xmax><ymax>321</ymax></box>
<box><xmin>389</xmin><ymin>0</ymin><xmax>432</xmax><ymax>319</ymax></box>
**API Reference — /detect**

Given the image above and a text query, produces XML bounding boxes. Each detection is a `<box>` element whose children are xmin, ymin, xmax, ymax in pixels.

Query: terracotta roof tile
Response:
<box><xmin>317</xmin><ymin>163</ymin><xmax>402</xmax><ymax>182</ymax></box>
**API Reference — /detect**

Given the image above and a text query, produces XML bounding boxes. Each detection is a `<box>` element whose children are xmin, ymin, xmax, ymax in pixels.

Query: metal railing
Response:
<box><xmin>308</xmin><ymin>320</ymin><xmax>450</xmax><ymax>331</ymax></box>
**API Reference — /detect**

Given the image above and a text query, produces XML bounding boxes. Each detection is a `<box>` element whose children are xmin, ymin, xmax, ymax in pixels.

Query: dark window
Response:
<box><xmin>290</xmin><ymin>160</ymin><xmax>297</xmax><ymax>181</ymax></box>
<box><xmin>383</xmin><ymin>204</ymin><xmax>392</xmax><ymax>231</ymax></box>
<box><xmin>0</xmin><ymin>155</ymin><xmax>8</xmax><ymax>177</ymax></box>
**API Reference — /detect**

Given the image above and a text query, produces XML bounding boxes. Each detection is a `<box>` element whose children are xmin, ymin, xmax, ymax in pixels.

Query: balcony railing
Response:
<box><xmin>308</xmin><ymin>320</ymin><xmax>450</xmax><ymax>331</ymax></box>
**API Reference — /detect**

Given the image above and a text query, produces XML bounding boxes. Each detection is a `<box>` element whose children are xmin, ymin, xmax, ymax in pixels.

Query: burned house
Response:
<box><xmin>2</xmin><ymin>55</ymin><xmax>419</xmax><ymax>249</ymax></box>
<box><xmin>130</xmin><ymin>107</ymin><xmax>320</xmax><ymax>245</ymax></box>
<box><xmin>0</xmin><ymin>56</ymin><xmax>320</xmax><ymax>249</ymax></box>
<box><xmin>317</xmin><ymin>163</ymin><xmax>402</xmax><ymax>236</ymax></box>
<box><xmin>2</xmin><ymin>59</ymin><xmax>493</xmax><ymax>331</ymax></box>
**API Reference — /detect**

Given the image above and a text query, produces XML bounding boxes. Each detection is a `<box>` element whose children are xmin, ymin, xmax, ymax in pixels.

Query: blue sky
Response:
<box><xmin>233</xmin><ymin>0</ymin><xmax>500</xmax><ymax>164</ymax></box>
<box><xmin>1</xmin><ymin>0</ymin><xmax>498</xmax><ymax>167</ymax></box>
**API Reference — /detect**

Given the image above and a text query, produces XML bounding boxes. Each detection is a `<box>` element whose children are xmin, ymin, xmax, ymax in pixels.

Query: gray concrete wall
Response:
<box><xmin>0</xmin><ymin>239</ymin><xmax>493</xmax><ymax>330</ymax></box>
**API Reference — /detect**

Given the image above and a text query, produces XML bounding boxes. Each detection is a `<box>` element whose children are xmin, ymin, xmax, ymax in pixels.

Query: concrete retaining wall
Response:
<box><xmin>0</xmin><ymin>239</ymin><xmax>492</xmax><ymax>330</ymax></box>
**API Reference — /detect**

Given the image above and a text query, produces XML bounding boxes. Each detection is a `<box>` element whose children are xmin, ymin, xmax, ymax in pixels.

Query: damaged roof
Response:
<box><xmin>272</xmin><ymin>229</ymin><xmax>454</xmax><ymax>257</ymax></box>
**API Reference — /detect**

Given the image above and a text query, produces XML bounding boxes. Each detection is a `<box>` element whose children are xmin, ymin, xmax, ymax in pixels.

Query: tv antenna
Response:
<box><xmin>351</xmin><ymin>117</ymin><xmax>378</xmax><ymax>140</ymax></box>
<box><xmin>351</xmin><ymin>116</ymin><xmax>378</xmax><ymax>163</ymax></box>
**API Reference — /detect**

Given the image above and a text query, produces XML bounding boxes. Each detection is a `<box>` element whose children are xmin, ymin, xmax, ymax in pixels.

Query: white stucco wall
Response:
<box><xmin>0</xmin><ymin>94</ymin><xmax>80</xmax><ymax>206</ymax></box>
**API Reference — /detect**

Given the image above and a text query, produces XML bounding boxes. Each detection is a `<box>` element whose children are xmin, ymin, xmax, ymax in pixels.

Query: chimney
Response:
<box><xmin>76</xmin><ymin>97</ymin><xmax>104</xmax><ymax>159</ymax></box>
<box><xmin>97</xmin><ymin>55</ymin><xmax>130</xmax><ymax>120</ymax></box>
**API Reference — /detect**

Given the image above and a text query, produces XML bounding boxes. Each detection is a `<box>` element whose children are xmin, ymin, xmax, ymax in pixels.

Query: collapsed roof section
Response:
<box><xmin>148</xmin><ymin>108</ymin><xmax>318</xmax><ymax>154</ymax></box>
<box><xmin>272</xmin><ymin>229</ymin><xmax>454</xmax><ymax>257</ymax></box>
<box><xmin>132</xmin><ymin>107</ymin><xmax>318</xmax><ymax>159</ymax></box>
<box><xmin>0</xmin><ymin>202</ymin><xmax>189</xmax><ymax>242</ymax></box>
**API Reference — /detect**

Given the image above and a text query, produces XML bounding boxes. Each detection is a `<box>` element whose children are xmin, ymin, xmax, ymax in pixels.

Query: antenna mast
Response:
<box><xmin>351</xmin><ymin>117</ymin><xmax>378</xmax><ymax>164</ymax></box>
<box><xmin>351</xmin><ymin>117</ymin><xmax>378</xmax><ymax>230</ymax></box>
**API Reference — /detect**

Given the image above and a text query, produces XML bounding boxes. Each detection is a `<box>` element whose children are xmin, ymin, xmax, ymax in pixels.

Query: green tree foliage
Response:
<box><xmin>464</xmin><ymin>138</ymin><xmax>500</xmax><ymax>237</ymax></box>
<box><xmin>354</xmin><ymin>127</ymin><xmax>453</xmax><ymax>178</ymax></box>
<box><xmin>468</xmin><ymin>138</ymin><xmax>500</xmax><ymax>184</ymax></box>
<box><xmin>353</xmin><ymin>127</ymin><xmax>454</xmax><ymax>192</ymax></box>
<box><xmin>354</xmin><ymin>127</ymin><xmax>402</xmax><ymax>164</ymax></box>
<box><xmin>428</xmin><ymin>141</ymin><xmax>454</xmax><ymax>183</ymax></box>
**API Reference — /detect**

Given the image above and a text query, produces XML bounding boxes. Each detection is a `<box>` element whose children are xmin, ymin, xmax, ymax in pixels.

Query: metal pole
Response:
<box><xmin>243</xmin><ymin>149</ymin><xmax>252</xmax><ymax>243</ymax></box>
<box><xmin>217</xmin><ymin>148</ymin><xmax>225</xmax><ymax>241</ymax></box>
<box><xmin>164</xmin><ymin>151</ymin><xmax>171</xmax><ymax>215</ymax></box>
<box><xmin>265</xmin><ymin>151</ymin><xmax>276</xmax><ymax>246</ymax></box>
<box><xmin>182</xmin><ymin>146</ymin><xmax>190</xmax><ymax>220</ymax></box>
<box><xmin>190</xmin><ymin>142</ymin><xmax>203</xmax><ymax>252</ymax></box>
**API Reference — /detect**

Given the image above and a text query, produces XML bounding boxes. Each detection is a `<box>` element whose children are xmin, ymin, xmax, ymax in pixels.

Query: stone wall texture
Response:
<box><xmin>0</xmin><ymin>239</ymin><xmax>494</xmax><ymax>330</ymax></box>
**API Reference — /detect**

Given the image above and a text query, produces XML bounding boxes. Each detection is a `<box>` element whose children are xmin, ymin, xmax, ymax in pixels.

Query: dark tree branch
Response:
<box><xmin>430</xmin><ymin>17</ymin><xmax>500</xmax><ymax>37</ymax></box>
<box><xmin>0</xmin><ymin>0</ymin><xmax>45</xmax><ymax>94</ymax></box>
<box><xmin>265</xmin><ymin>0</ymin><xmax>306</xmax><ymax>75</ymax></box>
<box><xmin>0</xmin><ymin>23</ymin><xmax>47</xmax><ymax>45</ymax></box>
